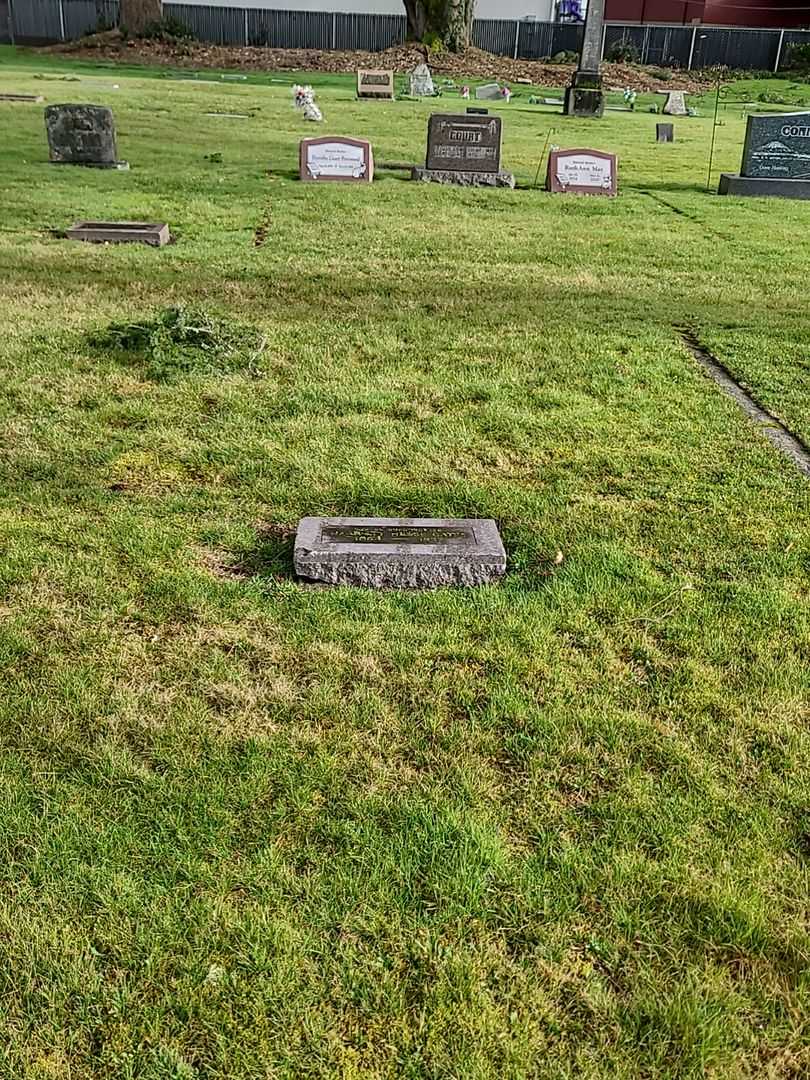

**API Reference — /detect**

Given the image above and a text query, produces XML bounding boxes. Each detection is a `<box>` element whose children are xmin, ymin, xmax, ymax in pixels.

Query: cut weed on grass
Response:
<box><xmin>90</xmin><ymin>305</ymin><xmax>268</xmax><ymax>381</ymax></box>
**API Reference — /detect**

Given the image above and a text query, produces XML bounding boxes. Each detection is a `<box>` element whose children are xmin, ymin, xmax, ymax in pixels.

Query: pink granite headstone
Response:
<box><xmin>547</xmin><ymin>148</ymin><xmax>617</xmax><ymax>196</ymax></box>
<box><xmin>299</xmin><ymin>136</ymin><xmax>374</xmax><ymax>182</ymax></box>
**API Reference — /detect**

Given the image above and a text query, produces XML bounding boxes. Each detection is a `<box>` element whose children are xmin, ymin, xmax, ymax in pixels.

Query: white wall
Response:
<box><xmin>175</xmin><ymin>0</ymin><xmax>556</xmax><ymax>22</ymax></box>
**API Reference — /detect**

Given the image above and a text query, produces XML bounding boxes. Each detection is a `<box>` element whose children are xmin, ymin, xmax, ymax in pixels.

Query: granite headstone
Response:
<box><xmin>411</xmin><ymin>113</ymin><xmax>514</xmax><ymax>187</ymax></box>
<box><xmin>475</xmin><ymin>83</ymin><xmax>502</xmax><ymax>101</ymax></box>
<box><xmin>299</xmin><ymin>136</ymin><xmax>374</xmax><ymax>182</ymax></box>
<box><xmin>656</xmin><ymin>123</ymin><xmax>674</xmax><ymax>143</ymax></box>
<box><xmin>660</xmin><ymin>91</ymin><xmax>688</xmax><ymax>116</ymax></box>
<box><xmin>719</xmin><ymin>111</ymin><xmax>810</xmax><ymax>198</ymax></box>
<box><xmin>547</xmin><ymin>148</ymin><xmax>617</xmax><ymax>196</ymax></box>
<box><xmin>409</xmin><ymin>62</ymin><xmax>434</xmax><ymax>97</ymax></box>
<box><xmin>356</xmin><ymin>70</ymin><xmax>395</xmax><ymax>100</ymax></box>
<box><xmin>45</xmin><ymin>104</ymin><xmax>127</xmax><ymax>168</ymax></box>
<box><xmin>294</xmin><ymin>517</ymin><xmax>507</xmax><ymax>588</ymax></box>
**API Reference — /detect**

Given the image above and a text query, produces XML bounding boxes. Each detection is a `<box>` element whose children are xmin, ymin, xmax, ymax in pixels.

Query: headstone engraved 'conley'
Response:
<box><xmin>412</xmin><ymin>114</ymin><xmax>515</xmax><ymax>188</ymax></box>
<box><xmin>720</xmin><ymin>111</ymin><xmax>810</xmax><ymax>199</ymax></box>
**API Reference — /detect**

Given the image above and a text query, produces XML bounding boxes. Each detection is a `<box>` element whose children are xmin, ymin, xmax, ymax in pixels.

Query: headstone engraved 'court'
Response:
<box><xmin>412</xmin><ymin>114</ymin><xmax>515</xmax><ymax>188</ymax></box>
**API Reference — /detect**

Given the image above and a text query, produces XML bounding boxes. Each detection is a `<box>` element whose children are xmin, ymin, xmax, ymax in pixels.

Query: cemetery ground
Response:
<box><xmin>1</xmin><ymin>44</ymin><xmax>809</xmax><ymax>1079</ymax></box>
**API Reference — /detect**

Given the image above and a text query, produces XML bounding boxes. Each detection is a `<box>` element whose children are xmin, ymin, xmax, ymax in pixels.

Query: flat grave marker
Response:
<box><xmin>547</xmin><ymin>147</ymin><xmax>617</xmax><ymax>196</ymax></box>
<box><xmin>0</xmin><ymin>93</ymin><xmax>44</xmax><ymax>103</ymax></box>
<box><xmin>356</xmin><ymin>70</ymin><xmax>395</xmax><ymax>100</ymax></box>
<box><xmin>412</xmin><ymin>113</ymin><xmax>514</xmax><ymax>188</ymax></box>
<box><xmin>294</xmin><ymin>517</ymin><xmax>507</xmax><ymax>588</ymax></box>
<box><xmin>299</xmin><ymin>135</ymin><xmax>374</xmax><ymax>182</ymax></box>
<box><xmin>66</xmin><ymin>221</ymin><xmax>171</xmax><ymax>246</ymax></box>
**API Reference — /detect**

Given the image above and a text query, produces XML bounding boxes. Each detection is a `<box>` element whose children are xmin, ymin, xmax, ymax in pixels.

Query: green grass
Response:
<box><xmin>1</xmin><ymin>47</ymin><xmax>809</xmax><ymax>1079</ymax></box>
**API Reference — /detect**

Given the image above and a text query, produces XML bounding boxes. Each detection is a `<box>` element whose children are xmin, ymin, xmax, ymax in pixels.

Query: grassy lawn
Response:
<box><xmin>0</xmin><ymin>46</ymin><xmax>809</xmax><ymax>1079</ymax></box>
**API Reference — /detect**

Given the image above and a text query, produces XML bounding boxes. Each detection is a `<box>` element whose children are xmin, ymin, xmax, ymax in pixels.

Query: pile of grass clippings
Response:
<box><xmin>91</xmin><ymin>305</ymin><xmax>266</xmax><ymax>381</ymax></box>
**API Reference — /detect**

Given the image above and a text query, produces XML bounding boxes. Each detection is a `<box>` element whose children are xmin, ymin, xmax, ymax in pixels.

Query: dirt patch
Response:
<box><xmin>45</xmin><ymin>34</ymin><xmax>714</xmax><ymax>94</ymax></box>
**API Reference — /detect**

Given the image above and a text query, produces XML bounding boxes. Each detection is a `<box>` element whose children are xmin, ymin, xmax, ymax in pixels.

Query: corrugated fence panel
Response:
<box><xmin>63</xmin><ymin>0</ymin><xmax>119</xmax><ymax>39</ymax></box>
<box><xmin>247</xmin><ymin>8</ymin><xmax>331</xmax><ymax>47</ymax></box>
<box><xmin>334</xmin><ymin>13</ymin><xmax>405</xmax><ymax>51</ymax></box>
<box><xmin>5</xmin><ymin>4</ymin><xmax>809</xmax><ymax>70</ymax></box>
<box><xmin>690</xmin><ymin>27</ymin><xmax>780</xmax><ymax>70</ymax></box>
<box><xmin>164</xmin><ymin>3</ymin><xmax>244</xmax><ymax>45</ymax></box>
<box><xmin>515</xmin><ymin>21</ymin><xmax>583</xmax><ymax>59</ymax></box>
<box><xmin>10</xmin><ymin>0</ymin><xmax>64</xmax><ymax>42</ymax></box>
<box><xmin>779</xmin><ymin>29</ymin><xmax>810</xmax><ymax>69</ymax></box>
<box><xmin>472</xmin><ymin>19</ymin><xmax>516</xmax><ymax>57</ymax></box>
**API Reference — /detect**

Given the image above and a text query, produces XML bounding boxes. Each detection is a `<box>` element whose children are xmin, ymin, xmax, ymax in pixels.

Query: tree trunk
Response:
<box><xmin>403</xmin><ymin>0</ymin><xmax>475</xmax><ymax>52</ymax></box>
<box><xmin>120</xmin><ymin>0</ymin><xmax>162</xmax><ymax>34</ymax></box>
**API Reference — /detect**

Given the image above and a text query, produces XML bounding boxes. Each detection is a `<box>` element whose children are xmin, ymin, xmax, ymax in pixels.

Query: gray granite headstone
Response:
<box><xmin>294</xmin><ymin>517</ymin><xmax>506</xmax><ymax>588</ymax></box>
<box><xmin>656</xmin><ymin>123</ymin><xmax>674</xmax><ymax>143</ymax></box>
<box><xmin>660</xmin><ymin>91</ymin><xmax>688</xmax><ymax>116</ymax></box>
<box><xmin>45</xmin><ymin>104</ymin><xmax>127</xmax><ymax>168</ymax></box>
<box><xmin>409</xmin><ymin>62</ymin><xmax>434</xmax><ymax>97</ymax></box>
<box><xmin>412</xmin><ymin>113</ymin><xmax>514</xmax><ymax>188</ymax></box>
<box><xmin>741</xmin><ymin>111</ymin><xmax>810</xmax><ymax>179</ymax></box>
<box><xmin>475</xmin><ymin>83</ymin><xmax>502</xmax><ymax>101</ymax></box>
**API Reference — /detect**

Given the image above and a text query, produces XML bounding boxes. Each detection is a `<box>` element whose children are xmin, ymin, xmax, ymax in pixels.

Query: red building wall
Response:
<box><xmin>605</xmin><ymin>0</ymin><xmax>810</xmax><ymax>24</ymax></box>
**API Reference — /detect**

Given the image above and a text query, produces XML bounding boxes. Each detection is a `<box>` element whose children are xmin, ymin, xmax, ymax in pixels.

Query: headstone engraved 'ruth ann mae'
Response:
<box><xmin>294</xmin><ymin>517</ymin><xmax>507</xmax><ymax>588</ymax></box>
<box><xmin>299</xmin><ymin>136</ymin><xmax>374</xmax><ymax>182</ymax></box>
<box><xmin>411</xmin><ymin>114</ymin><xmax>515</xmax><ymax>188</ymax></box>
<box><xmin>356</xmin><ymin>70</ymin><xmax>395</xmax><ymax>100</ymax></box>
<box><xmin>45</xmin><ymin>104</ymin><xmax>128</xmax><ymax>169</ymax></box>
<box><xmin>547</xmin><ymin>148</ymin><xmax>617</xmax><ymax>196</ymax></box>
<box><xmin>719</xmin><ymin>112</ymin><xmax>810</xmax><ymax>199</ymax></box>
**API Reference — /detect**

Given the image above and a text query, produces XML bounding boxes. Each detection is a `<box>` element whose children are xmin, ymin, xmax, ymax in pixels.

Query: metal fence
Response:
<box><xmin>4</xmin><ymin>1</ymin><xmax>810</xmax><ymax>72</ymax></box>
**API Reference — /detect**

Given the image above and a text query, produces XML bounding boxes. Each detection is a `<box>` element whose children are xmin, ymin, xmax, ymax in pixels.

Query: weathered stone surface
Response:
<box><xmin>412</xmin><ymin>166</ymin><xmax>515</xmax><ymax>188</ymax></box>
<box><xmin>45</xmin><ymin>103</ymin><xmax>126</xmax><ymax>168</ymax></box>
<box><xmin>409</xmin><ymin>63</ymin><xmax>434</xmax><ymax>97</ymax></box>
<box><xmin>66</xmin><ymin>221</ymin><xmax>171</xmax><ymax>246</ymax></box>
<box><xmin>660</xmin><ymin>90</ymin><xmax>688</xmax><ymax>116</ymax></box>
<box><xmin>425</xmin><ymin>113</ymin><xmax>503</xmax><ymax>174</ymax></box>
<box><xmin>475</xmin><ymin>83</ymin><xmax>502</xmax><ymax>100</ymax></box>
<box><xmin>718</xmin><ymin>172</ymin><xmax>810</xmax><ymax>199</ymax></box>
<box><xmin>564</xmin><ymin>69</ymin><xmax>605</xmax><ymax>117</ymax></box>
<box><xmin>294</xmin><ymin>517</ymin><xmax>507</xmax><ymax>588</ymax></box>
<box><xmin>741</xmin><ymin>111</ymin><xmax>810</xmax><ymax>179</ymax></box>
<box><xmin>656</xmin><ymin>123</ymin><xmax>674</xmax><ymax>143</ymax></box>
